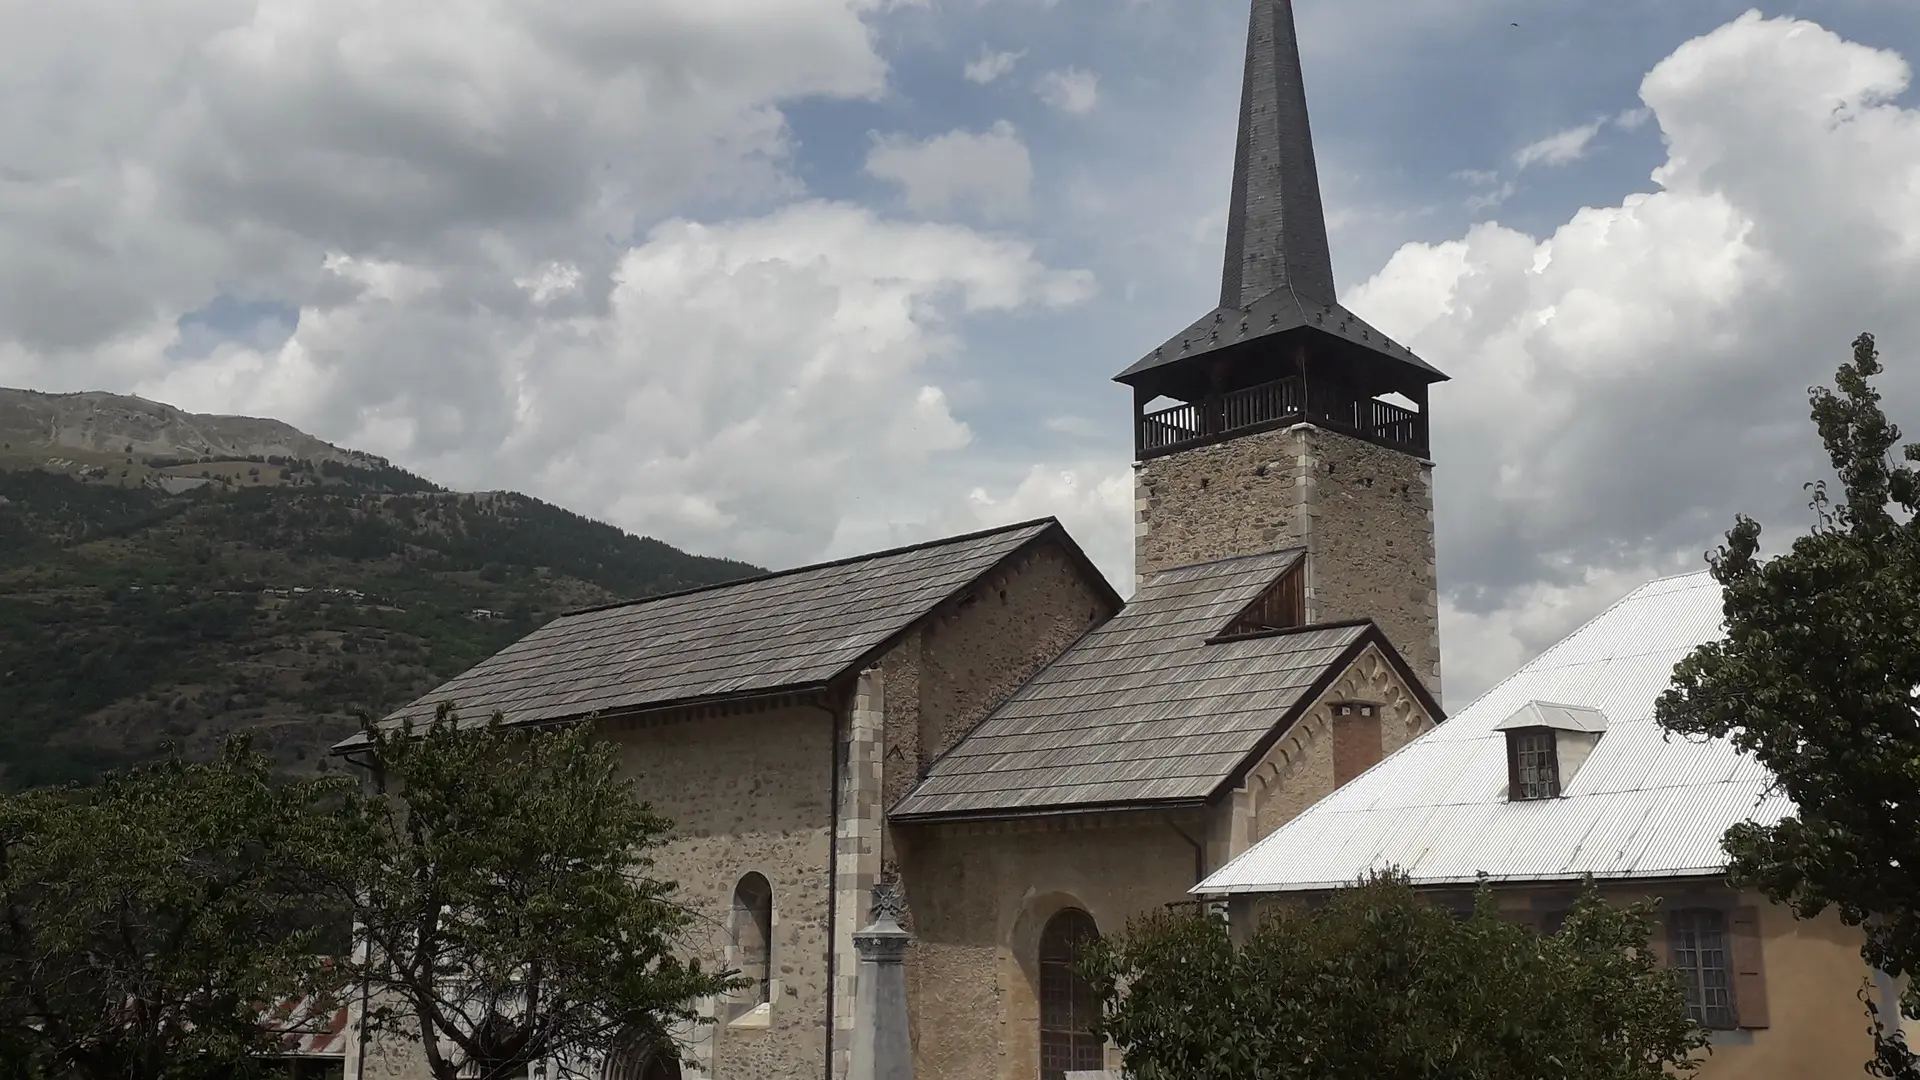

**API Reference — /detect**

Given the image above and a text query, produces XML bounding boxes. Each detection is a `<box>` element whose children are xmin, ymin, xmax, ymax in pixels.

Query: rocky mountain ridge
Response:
<box><xmin>0</xmin><ymin>387</ymin><xmax>761</xmax><ymax>790</ymax></box>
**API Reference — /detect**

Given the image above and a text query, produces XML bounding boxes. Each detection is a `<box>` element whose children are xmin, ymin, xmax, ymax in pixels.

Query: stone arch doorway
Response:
<box><xmin>1038</xmin><ymin>907</ymin><xmax>1104</xmax><ymax>1080</ymax></box>
<box><xmin>599</xmin><ymin>1036</ymin><xmax>682</xmax><ymax>1080</ymax></box>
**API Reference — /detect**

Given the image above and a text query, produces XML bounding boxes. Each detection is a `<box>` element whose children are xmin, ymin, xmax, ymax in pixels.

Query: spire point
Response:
<box><xmin>1220</xmin><ymin>0</ymin><xmax>1336</xmax><ymax>311</ymax></box>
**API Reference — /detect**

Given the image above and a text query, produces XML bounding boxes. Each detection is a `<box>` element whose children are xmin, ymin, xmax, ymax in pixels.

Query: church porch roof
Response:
<box><xmin>890</xmin><ymin>549</ymin><xmax>1440</xmax><ymax>822</ymax></box>
<box><xmin>334</xmin><ymin>517</ymin><xmax>1110</xmax><ymax>752</ymax></box>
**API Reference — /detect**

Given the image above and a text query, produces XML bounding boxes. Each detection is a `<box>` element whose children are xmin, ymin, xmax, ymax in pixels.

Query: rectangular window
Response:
<box><xmin>1507</xmin><ymin>730</ymin><xmax>1560</xmax><ymax>800</ymax></box>
<box><xmin>1669</xmin><ymin>908</ymin><xmax>1738</xmax><ymax>1030</ymax></box>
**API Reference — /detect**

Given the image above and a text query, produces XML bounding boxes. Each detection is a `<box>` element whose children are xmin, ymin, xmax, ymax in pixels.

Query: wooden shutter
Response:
<box><xmin>1506</xmin><ymin>735</ymin><xmax>1521</xmax><ymax>800</ymax></box>
<box><xmin>1729</xmin><ymin>905</ymin><xmax>1770</xmax><ymax>1028</ymax></box>
<box><xmin>1649</xmin><ymin>913</ymin><xmax>1670</xmax><ymax>966</ymax></box>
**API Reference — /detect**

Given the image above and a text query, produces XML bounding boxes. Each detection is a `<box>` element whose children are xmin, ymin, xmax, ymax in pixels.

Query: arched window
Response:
<box><xmin>600</xmin><ymin>1035</ymin><xmax>682</xmax><ymax>1080</ymax></box>
<box><xmin>1038</xmin><ymin>908</ymin><xmax>1104</xmax><ymax>1080</ymax></box>
<box><xmin>731</xmin><ymin>872</ymin><xmax>774</xmax><ymax>1011</ymax></box>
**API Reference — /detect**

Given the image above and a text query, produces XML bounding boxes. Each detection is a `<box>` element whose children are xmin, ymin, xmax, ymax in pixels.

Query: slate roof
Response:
<box><xmin>335</xmin><ymin>518</ymin><xmax>1102</xmax><ymax>752</ymax></box>
<box><xmin>891</xmin><ymin>549</ymin><xmax>1440</xmax><ymax>821</ymax></box>
<box><xmin>1196</xmin><ymin>571</ymin><xmax>1789</xmax><ymax>895</ymax></box>
<box><xmin>1114</xmin><ymin>0</ymin><xmax>1446</xmax><ymax>388</ymax></box>
<box><xmin>1115</xmin><ymin>288</ymin><xmax>1445</xmax><ymax>386</ymax></box>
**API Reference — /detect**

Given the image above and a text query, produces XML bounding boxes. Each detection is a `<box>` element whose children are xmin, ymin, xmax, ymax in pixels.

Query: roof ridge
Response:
<box><xmin>1444</xmin><ymin>573</ymin><xmax>1695</xmax><ymax>714</ymax></box>
<box><xmin>1142</xmin><ymin>545</ymin><xmax>1306</xmax><ymax>582</ymax></box>
<box><xmin>563</xmin><ymin>516</ymin><xmax>1062</xmax><ymax>618</ymax></box>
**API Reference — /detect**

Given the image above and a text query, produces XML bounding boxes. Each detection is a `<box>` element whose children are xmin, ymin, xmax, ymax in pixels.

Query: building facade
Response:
<box><xmin>1198</xmin><ymin>571</ymin><xmax>1902</xmax><ymax>1079</ymax></box>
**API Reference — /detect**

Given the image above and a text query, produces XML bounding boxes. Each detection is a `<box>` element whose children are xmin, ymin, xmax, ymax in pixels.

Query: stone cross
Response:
<box><xmin>847</xmin><ymin>882</ymin><xmax>913</xmax><ymax>1080</ymax></box>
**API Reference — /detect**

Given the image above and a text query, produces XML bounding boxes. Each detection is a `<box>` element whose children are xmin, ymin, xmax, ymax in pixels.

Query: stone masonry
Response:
<box><xmin>1134</xmin><ymin>422</ymin><xmax>1441</xmax><ymax>697</ymax></box>
<box><xmin>613</xmin><ymin>705</ymin><xmax>838</xmax><ymax>1080</ymax></box>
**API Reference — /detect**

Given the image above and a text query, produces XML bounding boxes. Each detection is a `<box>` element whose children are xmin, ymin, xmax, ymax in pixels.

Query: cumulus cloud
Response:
<box><xmin>0</xmin><ymin>0</ymin><xmax>1101</xmax><ymax>570</ymax></box>
<box><xmin>965</xmin><ymin>47</ymin><xmax>1024</xmax><ymax>84</ymax></box>
<box><xmin>865</xmin><ymin>122</ymin><xmax>1034</xmax><ymax>219</ymax></box>
<box><xmin>1349</xmin><ymin>10</ymin><xmax>1920</xmax><ymax>702</ymax></box>
<box><xmin>1037</xmin><ymin>68</ymin><xmax>1100</xmax><ymax>115</ymax></box>
<box><xmin>138</xmin><ymin>201</ymin><xmax>1095</xmax><ymax>567</ymax></box>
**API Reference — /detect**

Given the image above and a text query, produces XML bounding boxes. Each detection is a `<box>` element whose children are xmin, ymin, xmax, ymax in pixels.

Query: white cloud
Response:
<box><xmin>965</xmin><ymin>47</ymin><xmax>1024</xmax><ymax>84</ymax></box>
<box><xmin>1512</xmin><ymin>119</ymin><xmax>1606</xmax><ymax>170</ymax></box>
<box><xmin>1615</xmin><ymin>106</ymin><xmax>1654</xmax><ymax>131</ymax></box>
<box><xmin>130</xmin><ymin>201</ymin><xmax>1096</xmax><ymax>568</ymax></box>
<box><xmin>0</xmin><ymin>0</ymin><xmax>891</xmax><ymax>359</ymax></box>
<box><xmin>0</xmin><ymin>0</ymin><xmax>1105</xmax><ymax>571</ymax></box>
<box><xmin>1037</xmin><ymin>68</ymin><xmax>1100</xmax><ymax>115</ymax></box>
<box><xmin>1349</xmin><ymin>10</ymin><xmax>1920</xmax><ymax>704</ymax></box>
<box><xmin>865</xmin><ymin>122</ymin><xmax>1034</xmax><ymax>219</ymax></box>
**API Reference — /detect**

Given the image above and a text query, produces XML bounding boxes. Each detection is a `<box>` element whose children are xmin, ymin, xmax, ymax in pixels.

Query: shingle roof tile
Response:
<box><xmin>891</xmin><ymin>550</ymin><xmax>1409</xmax><ymax>820</ymax></box>
<box><xmin>334</xmin><ymin>519</ymin><xmax>1076</xmax><ymax>751</ymax></box>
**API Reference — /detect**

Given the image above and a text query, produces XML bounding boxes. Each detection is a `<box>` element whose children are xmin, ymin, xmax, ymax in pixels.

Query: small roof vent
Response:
<box><xmin>1494</xmin><ymin>701</ymin><xmax>1608</xmax><ymax>735</ymax></box>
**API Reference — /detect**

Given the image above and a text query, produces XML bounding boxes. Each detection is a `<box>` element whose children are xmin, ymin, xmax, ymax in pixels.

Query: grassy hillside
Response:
<box><xmin>0</xmin><ymin>455</ymin><xmax>760</xmax><ymax>790</ymax></box>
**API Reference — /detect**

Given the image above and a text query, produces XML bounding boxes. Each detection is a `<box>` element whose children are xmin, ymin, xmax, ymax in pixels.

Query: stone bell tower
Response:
<box><xmin>1119</xmin><ymin>0</ymin><xmax>1446</xmax><ymax>696</ymax></box>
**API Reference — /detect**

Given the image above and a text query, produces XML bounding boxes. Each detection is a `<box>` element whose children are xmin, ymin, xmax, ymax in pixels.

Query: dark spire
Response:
<box><xmin>1220</xmin><ymin>0</ymin><xmax>1337</xmax><ymax>310</ymax></box>
<box><xmin>1112</xmin><ymin>0</ymin><xmax>1445</xmax><ymax>391</ymax></box>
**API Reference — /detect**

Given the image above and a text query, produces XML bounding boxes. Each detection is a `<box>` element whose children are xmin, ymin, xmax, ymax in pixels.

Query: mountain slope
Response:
<box><xmin>0</xmin><ymin>389</ymin><xmax>762</xmax><ymax>789</ymax></box>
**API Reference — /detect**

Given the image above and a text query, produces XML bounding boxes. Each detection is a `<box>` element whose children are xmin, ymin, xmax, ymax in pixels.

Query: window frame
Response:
<box><xmin>1038</xmin><ymin>908</ymin><xmax>1105</xmax><ymax>1080</ymax></box>
<box><xmin>1505</xmin><ymin>726</ymin><xmax>1561</xmax><ymax>800</ymax></box>
<box><xmin>1667</xmin><ymin>906</ymin><xmax>1738</xmax><ymax>1031</ymax></box>
<box><xmin>728</xmin><ymin>872</ymin><xmax>774</xmax><ymax>1020</ymax></box>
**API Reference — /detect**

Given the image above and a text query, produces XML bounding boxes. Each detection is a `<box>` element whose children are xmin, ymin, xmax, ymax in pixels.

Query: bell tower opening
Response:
<box><xmin>1119</xmin><ymin>0</ymin><xmax>1446</xmax><ymax>696</ymax></box>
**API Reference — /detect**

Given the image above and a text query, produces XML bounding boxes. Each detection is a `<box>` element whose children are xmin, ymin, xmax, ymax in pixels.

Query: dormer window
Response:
<box><xmin>1496</xmin><ymin>701</ymin><xmax>1608</xmax><ymax>802</ymax></box>
<box><xmin>1508</xmin><ymin>728</ymin><xmax>1560</xmax><ymax>800</ymax></box>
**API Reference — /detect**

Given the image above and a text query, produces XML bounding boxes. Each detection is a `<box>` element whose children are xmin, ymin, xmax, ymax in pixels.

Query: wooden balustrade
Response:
<box><xmin>1136</xmin><ymin>375</ymin><xmax>1427</xmax><ymax>459</ymax></box>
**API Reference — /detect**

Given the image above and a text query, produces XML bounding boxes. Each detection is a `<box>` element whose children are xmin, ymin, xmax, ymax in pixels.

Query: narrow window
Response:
<box><xmin>1039</xmin><ymin>908</ymin><xmax>1105</xmax><ymax>1080</ymax></box>
<box><xmin>731</xmin><ymin>873</ymin><xmax>773</xmax><ymax>1010</ymax></box>
<box><xmin>1506</xmin><ymin>729</ymin><xmax>1561</xmax><ymax>800</ymax></box>
<box><xmin>1668</xmin><ymin>908</ymin><xmax>1737</xmax><ymax>1030</ymax></box>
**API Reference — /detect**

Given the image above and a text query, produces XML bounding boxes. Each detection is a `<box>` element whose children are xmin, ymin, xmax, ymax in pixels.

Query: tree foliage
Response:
<box><xmin>1082</xmin><ymin>873</ymin><xmax>1708</xmax><ymax>1080</ymax></box>
<box><xmin>0</xmin><ymin>740</ymin><xmax>353</xmax><ymax>1080</ymax></box>
<box><xmin>324</xmin><ymin>707</ymin><xmax>740</xmax><ymax>1080</ymax></box>
<box><xmin>1655</xmin><ymin>331</ymin><xmax>1920</xmax><ymax>1074</ymax></box>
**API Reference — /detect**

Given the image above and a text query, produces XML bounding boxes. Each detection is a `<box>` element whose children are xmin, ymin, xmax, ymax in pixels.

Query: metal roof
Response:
<box><xmin>892</xmin><ymin>549</ymin><xmax>1435</xmax><ymax>822</ymax></box>
<box><xmin>1113</xmin><ymin>0</ymin><xmax>1446</xmax><ymax>388</ymax></box>
<box><xmin>1196</xmin><ymin>571</ymin><xmax>1790</xmax><ymax>894</ymax></box>
<box><xmin>1494</xmin><ymin>700</ymin><xmax>1609</xmax><ymax>733</ymax></box>
<box><xmin>335</xmin><ymin>518</ymin><xmax>1101</xmax><ymax>751</ymax></box>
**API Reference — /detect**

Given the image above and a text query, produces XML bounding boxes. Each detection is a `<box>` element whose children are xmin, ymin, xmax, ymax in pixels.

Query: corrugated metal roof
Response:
<box><xmin>1197</xmin><ymin>570</ymin><xmax>1788</xmax><ymax>894</ymax></box>
<box><xmin>891</xmin><ymin>549</ymin><xmax>1412</xmax><ymax>821</ymax></box>
<box><xmin>1494</xmin><ymin>700</ymin><xmax>1608</xmax><ymax>733</ymax></box>
<box><xmin>336</xmin><ymin>519</ymin><xmax>1086</xmax><ymax>751</ymax></box>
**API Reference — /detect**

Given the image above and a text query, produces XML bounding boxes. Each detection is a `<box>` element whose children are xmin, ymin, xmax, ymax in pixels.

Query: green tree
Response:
<box><xmin>1655</xmin><ymin>332</ymin><xmax>1920</xmax><ymax>1075</ymax></box>
<box><xmin>326</xmin><ymin>707</ymin><xmax>740</xmax><ymax>1080</ymax></box>
<box><xmin>0</xmin><ymin>740</ymin><xmax>352</xmax><ymax>1080</ymax></box>
<box><xmin>1082</xmin><ymin>873</ymin><xmax>1707</xmax><ymax>1080</ymax></box>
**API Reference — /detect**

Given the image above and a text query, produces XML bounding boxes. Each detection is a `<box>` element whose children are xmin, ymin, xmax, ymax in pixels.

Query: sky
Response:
<box><xmin>3</xmin><ymin>0</ymin><xmax>1919</xmax><ymax>707</ymax></box>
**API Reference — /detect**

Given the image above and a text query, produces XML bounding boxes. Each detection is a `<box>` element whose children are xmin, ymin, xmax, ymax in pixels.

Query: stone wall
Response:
<box><xmin>898</xmin><ymin>815</ymin><xmax>1206</xmax><ymax>1080</ymax></box>
<box><xmin>894</xmin><ymin>643</ymin><xmax>1434</xmax><ymax>1080</ymax></box>
<box><xmin>878</xmin><ymin>536</ymin><xmax>1119</xmax><ymax>1080</ymax></box>
<box><xmin>1134</xmin><ymin>423</ymin><xmax>1441</xmax><ymax>697</ymax></box>
<box><xmin>1235</xmin><ymin>644</ymin><xmax>1434</xmax><ymax>850</ymax></box>
<box><xmin>881</xmin><ymin>537</ymin><xmax>1116</xmax><ymax>811</ymax></box>
<box><xmin>611</xmin><ymin>704</ymin><xmax>838</xmax><ymax>1080</ymax></box>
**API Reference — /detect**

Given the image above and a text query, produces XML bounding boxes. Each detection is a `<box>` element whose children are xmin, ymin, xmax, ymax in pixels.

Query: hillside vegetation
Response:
<box><xmin>0</xmin><ymin>392</ymin><xmax>760</xmax><ymax>789</ymax></box>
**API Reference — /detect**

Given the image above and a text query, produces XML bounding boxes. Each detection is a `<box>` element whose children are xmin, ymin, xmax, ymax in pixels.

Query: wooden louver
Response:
<box><xmin>1222</xmin><ymin>562</ymin><xmax>1306</xmax><ymax>637</ymax></box>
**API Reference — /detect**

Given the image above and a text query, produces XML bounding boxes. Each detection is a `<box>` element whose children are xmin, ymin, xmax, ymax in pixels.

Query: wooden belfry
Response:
<box><xmin>1114</xmin><ymin>0</ymin><xmax>1448</xmax><ymax>462</ymax></box>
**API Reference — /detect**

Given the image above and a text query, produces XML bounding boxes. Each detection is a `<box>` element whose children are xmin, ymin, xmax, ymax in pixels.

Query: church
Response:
<box><xmin>342</xmin><ymin>1</ymin><xmax>1454</xmax><ymax>1078</ymax></box>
